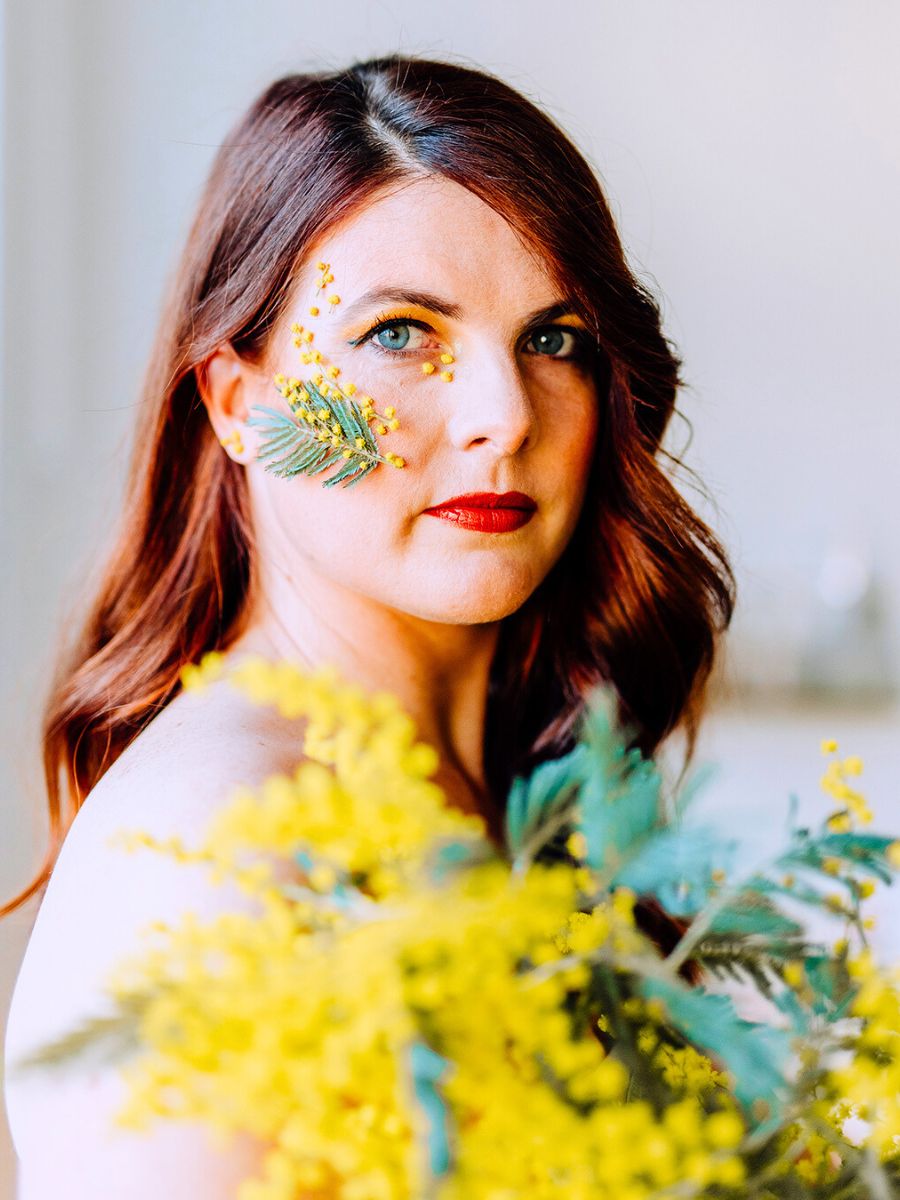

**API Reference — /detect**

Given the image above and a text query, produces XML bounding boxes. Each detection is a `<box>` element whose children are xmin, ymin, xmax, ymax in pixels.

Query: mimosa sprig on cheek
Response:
<box><xmin>245</xmin><ymin>261</ymin><xmax>409</xmax><ymax>488</ymax></box>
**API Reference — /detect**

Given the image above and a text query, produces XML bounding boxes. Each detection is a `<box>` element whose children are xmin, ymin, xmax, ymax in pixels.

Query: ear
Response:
<box><xmin>195</xmin><ymin>343</ymin><xmax>264</xmax><ymax>463</ymax></box>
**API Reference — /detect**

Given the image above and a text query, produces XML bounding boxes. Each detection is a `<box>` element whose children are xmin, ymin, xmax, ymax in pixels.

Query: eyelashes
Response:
<box><xmin>526</xmin><ymin>326</ymin><xmax>595</xmax><ymax>363</ymax></box>
<box><xmin>356</xmin><ymin>312</ymin><xmax>433</xmax><ymax>357</ymax></box>
<box><xmin>352</xmin><ymin>312</ymin><xmax>595</xmax><ymax>363</ymax></box>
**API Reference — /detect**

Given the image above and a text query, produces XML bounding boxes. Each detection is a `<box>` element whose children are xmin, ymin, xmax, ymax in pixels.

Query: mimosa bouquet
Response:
<box><xmin>12</xmin><ymin>653</ymin><xmax>900</xmax><ymax>1199</ymax></box>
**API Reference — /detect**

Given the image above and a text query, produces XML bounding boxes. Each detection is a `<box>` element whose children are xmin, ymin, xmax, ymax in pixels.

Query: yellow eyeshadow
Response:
<box><xmin>344</xmin><ymin>304</ymin><xmax>443</xmax><ymax>341</ymax></box>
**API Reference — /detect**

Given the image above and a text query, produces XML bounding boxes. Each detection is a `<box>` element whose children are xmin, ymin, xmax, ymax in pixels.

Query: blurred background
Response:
<box><xmin>1</xmin><ymin>1</ymin><xmax>898</xmax><ymax>1192</ymax></box>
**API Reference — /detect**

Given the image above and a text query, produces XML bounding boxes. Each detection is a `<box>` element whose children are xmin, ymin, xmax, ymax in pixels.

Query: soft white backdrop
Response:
<box><xmin>2</xmin><ymin>2</ymin><xmax>899</xmax><ymax>1194</ymax></box>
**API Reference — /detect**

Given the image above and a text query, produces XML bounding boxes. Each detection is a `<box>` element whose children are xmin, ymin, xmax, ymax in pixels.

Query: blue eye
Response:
<box><xmin>376</xmin><ymin>323</ymin><xmax>411</xmax><ymax>350</ymax></box>
<box><xmin>526</xmin><ymin>326</ymin><xmax>585</xmax><ymax>359</ymax></box>
<box><xmin>357</xmin><ymin>316</ymin><xmax>430</xmax><ymax>355</ymax></box>
<box><xmin>351</xmin><ymin>315</ymin><xmax>590</xmax><ymax>362</ymax></box>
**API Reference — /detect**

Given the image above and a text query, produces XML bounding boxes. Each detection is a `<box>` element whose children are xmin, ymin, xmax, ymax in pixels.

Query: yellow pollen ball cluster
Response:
<box><xmin>421</xmin><ymin>360</ymin><xmax>453</xmax><ymax>381</ymax></box>
<box><xmin>267</xmin><ymin>263</ymin><xmax>408</xmax><ymax>477</ymax></box>
<box><xmin>111</xmin><ymin>649</ymin><xmax>749</xmax><ymax>1199</ymax></box>
<box><xmin>820</xmin><ymin>749</ymin><xmax>873</xmax><ymax>828</ymax></box>
<box><xmin>43</xmin><ymin>649</ymin><xmax>900</xmax><ymax>1199</ymax></box>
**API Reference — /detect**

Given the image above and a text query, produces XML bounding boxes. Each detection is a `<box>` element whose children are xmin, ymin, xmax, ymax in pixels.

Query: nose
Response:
<box><xmin>444</xmin><ymin>344</ymin><xmax>537</xmax><ymax>457</ymax></box>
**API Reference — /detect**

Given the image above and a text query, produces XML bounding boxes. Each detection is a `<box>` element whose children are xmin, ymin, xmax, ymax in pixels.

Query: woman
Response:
<box><xmin>3</xmin><ymin>54</ymin><xmax>733</xmax><ymax>1195</ymax></box>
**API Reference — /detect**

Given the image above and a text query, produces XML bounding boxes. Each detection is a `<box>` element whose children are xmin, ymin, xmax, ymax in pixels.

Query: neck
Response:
<box><xmin>229</xmin><ymin>560</ymin><xmax>502</xmax><ymax>810</ymax></box>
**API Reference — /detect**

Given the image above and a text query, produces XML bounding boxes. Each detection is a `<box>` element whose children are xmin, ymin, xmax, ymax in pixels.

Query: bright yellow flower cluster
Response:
<box><xmin>173</xmin><ymin>653</ymin><xmax>486</xmax><ymax>900</ymax></box>
<box><xmin>820</xmin><ymin>740</ymin><xmax>874</xmax><ymax>830</ymax></box>
<box><xmin>95</xmin><ymin>655</ymin><xmax>900</xmax><ymax>1199</ymax></box>
<box><xmin>653</xmin><ymin>1041</ymin><xmax>729</xmax><ymax>1097</ymax></box>
<box><xmin>776</xmin><ymin>1123</ymin><xmax>843</xmax><ymax>1187</ymax></box>
<box><xmin>99</xmin><ymin>652</ymin><xmax>761</xmax><ymax>1198</ymax></box>
<box><xmin>825</xmin><ymin>948</ymin><xmax>900</xmax><ymax>1163</ymax></box>
<box><xmin>814</xmin><ymin>742</ymin><xmax>900</xmax><ymax>941</ymax></box>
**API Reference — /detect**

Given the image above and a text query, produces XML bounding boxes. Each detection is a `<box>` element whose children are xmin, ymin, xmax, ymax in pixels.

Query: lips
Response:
<box><xmin>423</xmin><ymin>492</ymin><xmax>537</xmax><ymax>533</ymax></box>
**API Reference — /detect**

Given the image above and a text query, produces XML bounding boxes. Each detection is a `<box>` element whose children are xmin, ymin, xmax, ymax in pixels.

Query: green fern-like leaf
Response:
<box><xmin>636</xmin><ymin>976</ymin><xmax>792</xmax><ymax>1120</ymax></box>
<box><xmin>504</xmin><ymin>744</ymin><xmax>588</xmax><ymax>865</ymax></box>
<box><xmin>246</xmin><ymin>379</ymin><xmax>391</xmax><ymax>489</ymax></box>
<box><xmin>7</xmin><ymin>993</ymin><xmax>149</xmax><ymax>1077</ymax></box>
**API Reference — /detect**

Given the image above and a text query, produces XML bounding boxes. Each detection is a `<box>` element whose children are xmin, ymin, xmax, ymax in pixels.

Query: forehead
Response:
<box><xmin>294</xmin><ymin>175</ymin><xmax>558</xmax><ymax>311</ymax></box>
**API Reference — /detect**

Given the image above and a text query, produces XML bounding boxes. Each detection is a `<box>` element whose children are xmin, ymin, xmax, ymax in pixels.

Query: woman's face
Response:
<box><xmin>239</xmin><ymin>174</ymin><xmax>599</xmax><ymax>626</ymax></box>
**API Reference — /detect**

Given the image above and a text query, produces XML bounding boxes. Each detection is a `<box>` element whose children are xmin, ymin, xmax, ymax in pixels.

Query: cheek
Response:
<box><xmin>551</xmin><ymin>391</ymin><xmax>600</xmax><ymax>488</ymax></box>
<box><xmin>263</xmin><ymin>469</ymin><xmax>405</xmax><ymax>568</ymax></box>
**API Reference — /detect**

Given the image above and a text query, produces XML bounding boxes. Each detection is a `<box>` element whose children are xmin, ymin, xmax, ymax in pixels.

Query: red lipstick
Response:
<box><xmin>423</xmin><ymin>491</ymin><xmax>537</xmax><ymax>533</ymax></box>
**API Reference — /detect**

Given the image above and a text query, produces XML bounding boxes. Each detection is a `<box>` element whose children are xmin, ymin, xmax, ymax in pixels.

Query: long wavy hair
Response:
<box><xmin>2</xmin><ymin>53</ymin><xmax>733</xmax><ymax>918</ymax></box>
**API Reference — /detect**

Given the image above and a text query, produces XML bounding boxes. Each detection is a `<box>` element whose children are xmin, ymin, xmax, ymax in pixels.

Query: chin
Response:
<box><xmin>409</xmin><ymin>563</ymin><xmax>543</xmax><ymax>625</ymax></box>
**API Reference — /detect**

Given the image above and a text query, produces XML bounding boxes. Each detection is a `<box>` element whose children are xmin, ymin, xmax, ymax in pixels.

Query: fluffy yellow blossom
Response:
<box><xmin>820</xmin><ymin>755</ymin><xmax>873</xmax><ymax>825</ymax></box>
<box><xmin>80</xmin><ymin>658</ymin><xmax>900</xmax><ymax>1198</ymax></box>
<box><xmin>825</xmin><ymin>949</ymin><xmax>900</xmax><ymax>1161</ymax></box>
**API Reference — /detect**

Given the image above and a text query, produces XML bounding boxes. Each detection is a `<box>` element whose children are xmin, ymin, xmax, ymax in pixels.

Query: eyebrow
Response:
<box><xmin>340</xmin><ymin>286</ymin><xmax>582</xmax><ymax>330</ymax></box>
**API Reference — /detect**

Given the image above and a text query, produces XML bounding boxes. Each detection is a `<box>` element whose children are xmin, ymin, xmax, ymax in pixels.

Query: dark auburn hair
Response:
<box><xmin>2</xmin><ymin>53</ymin><xmax>733</xmax><ymax>916</ymax></box>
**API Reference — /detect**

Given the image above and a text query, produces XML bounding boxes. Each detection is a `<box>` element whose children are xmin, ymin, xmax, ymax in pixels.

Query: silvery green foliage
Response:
<box><xmin>246</xmin><ymin>378</ymin><xmax>386</xmax><ymax>488</ymax></box>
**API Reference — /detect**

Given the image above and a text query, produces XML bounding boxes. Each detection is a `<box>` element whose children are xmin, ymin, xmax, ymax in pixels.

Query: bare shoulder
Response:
<box><xmin>87</xmin><ymin>670</ymin><xmax>310</xmax><ymax>825</ymax></box>
<box><xmin>3</xmin><ymin>679</ymin><xmax>307</xmax><ymax>1197</ymax></box>
<box><xmin>6</xmin><ymin>676</ymin><xmax>308</xmax><ymax>1048</ymax></box>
